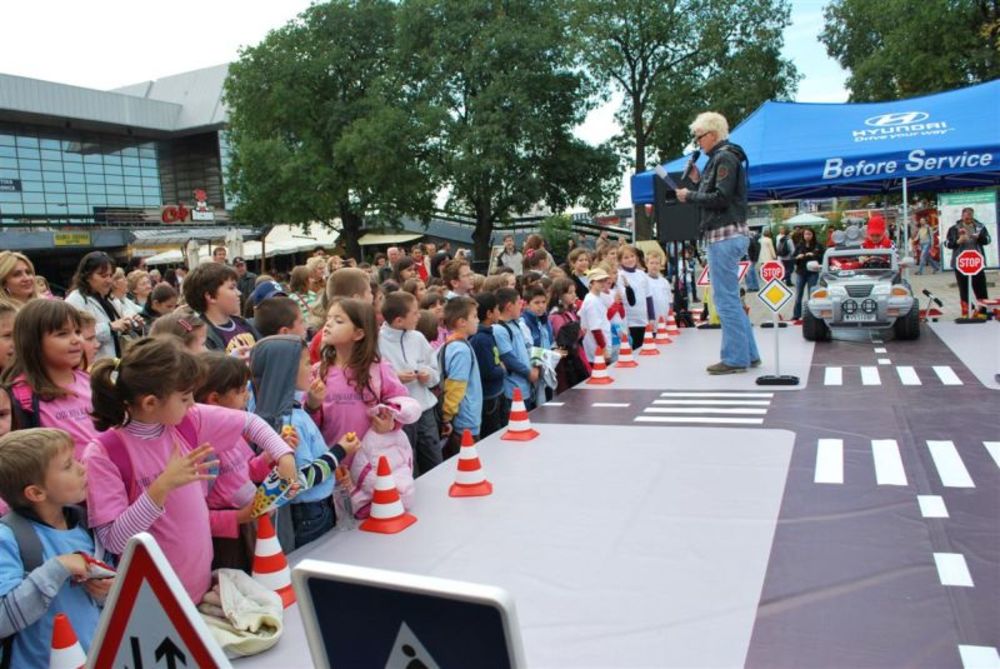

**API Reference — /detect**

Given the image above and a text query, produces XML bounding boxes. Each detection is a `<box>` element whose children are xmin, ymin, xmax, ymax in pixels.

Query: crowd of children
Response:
<box><xmin>0</xmin><ymin>238</ymin><xmax>673</xmax><ymax>665</ymax></box>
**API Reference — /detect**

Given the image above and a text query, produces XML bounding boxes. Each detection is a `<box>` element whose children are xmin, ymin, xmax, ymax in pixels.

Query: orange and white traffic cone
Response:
<box><xmin>587</xmin><ymin>347</ymin><xmax>614</xmax><ymax>384</ymax></box>
<box><xmin>501</xmin><ymin>388</ymin><xmax>539</xmax><ymax>441</ymax></box>
<box><xmin>639</xmin><ymin>322</ymin><xmax>659</xmax><ymax>356</ymax></box>
<box><xmin>49</xmin><ymin>613</ymin><xmax>85</xmax><ymax>669</ymax></box>
<box><xmin>253</xmin><ymin>513</ymin><xmax>296</xmax><ymax>607</ymax></box>
<box><xmin>665</xmin><ymin>312</ymin><xmax>681</xmax><ymax>336</ymax></box>
<box><xmin>615</xmin><ymin>331</ymin><xmax>638</xmax><ymax>368</ymax></box>
<box><xmin>655</xmin><ymin>317</ymin><xmax>672</xmax><ymax>344</ymax></box>
<box><xmin>450</xmin><ymin>429</ymin><xmax>493</xmax><ymax>497</ymax></box>
<box><xmin>360</xmin><ymin>456</ymin><xmax>418</xmax><ymax>534</ymax></box>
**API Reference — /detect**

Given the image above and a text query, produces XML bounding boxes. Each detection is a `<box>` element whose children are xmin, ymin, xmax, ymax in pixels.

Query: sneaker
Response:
<box><xmin>750</xmin><ymin>359</ymin><xmax>762</xmax><ymax>368</ymax></box>
<box><xmin>706</xmin><ymin>361</ymin><xmax>747</xmax><ymax>375</ymax></box>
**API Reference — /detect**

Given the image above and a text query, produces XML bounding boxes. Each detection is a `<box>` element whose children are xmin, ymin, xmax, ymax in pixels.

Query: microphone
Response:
<box><xmin>682</xmin><ymin>150</ymin><xmax>701</xmax><ymax>182</ymax></box>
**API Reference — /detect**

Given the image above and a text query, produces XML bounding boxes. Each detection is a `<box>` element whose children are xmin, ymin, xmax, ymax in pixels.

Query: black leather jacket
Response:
<box><xmin>683</xmin><ymin>140</ymin><xmax>749</xmax><ymax>235</ymax></box>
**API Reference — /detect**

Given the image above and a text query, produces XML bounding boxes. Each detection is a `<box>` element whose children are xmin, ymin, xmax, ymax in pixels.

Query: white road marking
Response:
<box><xmin>634</xmin><ymin>416</ymin><xmax>764</xmax><ymax>425</ymax></box>
<box><xmin>896</xmin><ymin>366</ymin><xmax>922</xmax><ymax>385</ymax></box>
<box><xmin>543</xmin><ymin>402</ymin><xmax>565</xmax><ymax>407</ymax></box>
<box><xmin>985</xmin><ymin>442</ymin><xmax>1000</xmax><ymax>470</ymax></box>
<box><xmin>659</xmin><ymin>392</ymin><xmax>774</xmax><ymax>398</ymax></box>
<box><xmin>917</xmin><ymin>495</ymin><xmax>949</xmax><ymax>518</ymax></box>
<box><xmin>958</xmin><ymin>645</ymin><xmax>1000</xmax><ymax>668</ymax></box>
<box><xmin>933</xmin><ymin>553</ymin><xmax>974</xmax><ymax>587</ymax></box>
<box><xmin>877</xmin><ymin>358</ymin><xmax>891</xmax><ymax>365</ymax></box>
<box><xmin>871</xmin><ymin>338</ymin><xmax>884</xmax><ymax>344</ymax></box>
<box><xmin>874</xmin><ymin>347</ymin><xmax>887</xmax><ymax>353</ymax></box>
<box><xmin>861</xmin><ymin>366</ymin><xmax>881</xmax><ymax>385</ymax></box>
<box><xmin>933</xmin><ymin>365</ymin><xmax>962</xmax><ymax>385</ymax></box>
<box><xmin>652</xmin><ymin>399</ymin><xmax>771</xmax><ymax>406</ymax></box>
<box><xmin>592</xmin><ymin>402</ymin><xmax>630</xmax><ymax>408</ymax></box>
<box><xmin>643</xmin><ymin>407</ymin><xmax>767</xmax><ymax>415</ymax></box>
<box><xmin>926</xmin><ymin>441</ymin><xmax>975</xmax><ymax>488</ymax></box>
<box><xmin>871</xmin><ymin>439</ymin><xmax>907</xmax><ymax>486</ymax></box>
<box><xmin>814</xmin><ymin>439</ymin><xmax>844</xmax><ymax>484</ymax></box>
<box><xmin>824</xmin><ymin>367</ymin><xmax>843</xmax><ymax>386</ymax></box>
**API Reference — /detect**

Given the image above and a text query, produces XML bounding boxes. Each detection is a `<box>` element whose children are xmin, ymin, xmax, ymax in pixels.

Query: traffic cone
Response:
<box><xmin>450</xmin><ymin>429</ymin><xmax>493</xmax><ymax>497</ymax></box>
<box><xmin>253</xmin><ymin>513</ymin><xmax>296</xmax><ymax>607</ymax></box>
<box><xmin>359</xmin><ymin>456</ymin><xmax>417</xmax><ymax>534</ymax></box>
<box><xmin>587</xmin><ymin>347</ymin><xmax>614</xmax><ymax>385</ymax></box>
<box><xmin>49</xmin><ymin>613</ymin><xmax>85</xmax><ymax>669</ymax></box>
<box><xmin>665</xmin><ymin>313</ymin><xmax>681</xmax><ymax>336</ymax></box>
<box><xmin>638</xmin><ymin>322</ymin><xmax>659</xmax><ymax>356</ymax></box>
<box><xmin>655</xmin><ymin>317</ymin><xmax>672</xmax><ymax>344</ymax></box>
<box><xmin>615</xmin><ymin>331</ymin><xmax>638</xmax><ymax>368</ymax></box>
<box><xmin>501</xmin><ymin>388</ymin><xmax>539</xmax><ymax>441</ymax></box>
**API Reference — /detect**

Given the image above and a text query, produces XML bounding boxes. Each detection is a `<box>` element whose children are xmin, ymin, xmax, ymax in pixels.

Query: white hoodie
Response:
<box><xmin>378</xmin><ymin>323</ymin><xmax>440</xmax><ymax>411</ymax></box>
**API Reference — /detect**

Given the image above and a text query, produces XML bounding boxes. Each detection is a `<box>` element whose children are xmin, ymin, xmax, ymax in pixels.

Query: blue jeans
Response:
<box><xmin>918</xmin><ymin>242</ymin><xmax>939</xmax><ymax>273</ymax></box>
<box><xmin>291</xmin><ymin>498</ymin><xmax>335</xmax><ymax>549</ymax></box>
<box><xmin>707</xmin><ymin>236</ymin><xmax>760</xmax><ymax>368</ymax></box>
<box><xmin>792</xmin><ymin>271</ymin><xmax>818</xmax><ymax>320</ymax></box>
<box><xmin>745</xmin><ymin>260</ymin><xmax>760</xmax><ymax>290</ymax></box>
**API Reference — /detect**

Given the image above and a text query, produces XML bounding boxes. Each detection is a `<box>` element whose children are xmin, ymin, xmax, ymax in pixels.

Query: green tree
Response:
<box><xmin>539</xmin><ymin>213</ymin><xmax>574</xmax><ymax>258</ymax></box>
<box><xmin>821</xmin><ymin>0</ymin><xmax>1000</xmax><ymax>101</ymax></box>
<box><xmin>566</xmin><ymin>0</ymin><xmax>799</xmax><ymax>239</ymax></box>
<box><xmin>397</xmin><ymin>0</ymin><xmax>621</xmax><ymax>261</ymax></box>
<box><xmin>224</xmin><ymin>0</ymin><xmax>441</xmax><ymax>260</ymax></box>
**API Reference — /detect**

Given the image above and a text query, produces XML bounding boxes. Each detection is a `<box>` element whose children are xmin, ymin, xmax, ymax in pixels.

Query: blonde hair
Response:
<box><xmin>690</xmin><ymin>112</ymin><xmax>729</xmax><ymax>141</ymax></box>
<box><xmin>127</xmin><ymin>269</ymin><xmax>150</xmax><ymax>294</ymax></box>
<box><xmin>0</xmin><ymin>251</ymin><xmax>38</xmax><ymax>304</ymax></box>
<box><xmin>0</xmin><ymin>428</ymin><xmax>74</xmax><ymax>509</ymax></box>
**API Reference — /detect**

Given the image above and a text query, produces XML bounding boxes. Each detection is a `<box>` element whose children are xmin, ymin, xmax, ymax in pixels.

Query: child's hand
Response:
<box><xmin>528</xmin><ymin>367</ymin><xmax>540</xmax><ymax>384</ymax></box>
<box><xmin>275</xmin><ymin>453</ymin><xmax>299</xmax><ymax>486</ymax></box>
<box><xmin>281</xmin><ymin>425</ymin><xmax>299</xmax><ymax>450</ymax></box>
<box><xmin>397</xmin><ymin>370</ymin><xmax>418</xmax><ymax>383</ymax></box>
<box><xmin>440</xmin><ymin>421</ymin><xmax>453</xmax><ymax>438</ymax></box>
<box><xmin>236</xmin><ymin>501</ymin><xmax>255</xmax><ymax>524</ymax></box>
<box><xmin>83</xmin><ymin>577</ymin><xmax>114</xmax><ymax>602</ymax></box>
<box><xmin>148</xmin><ymin>444</ymin><xmax>217</xmax><ymax>507</ymax></box>
<box><xmin>57</xmin><ymin>553</ymin><xmax>89</xmax><ymax>581</ymax></box>
<box><xmin>371</xmin><ymin>408</ymin><xmax>394</xmax><ymax>434</ymax></box>
<box><xmin>337</xmin><ymin>432</ymin><xmax>361</xmax><ymax>455</ymax></box>
<box><xmin>335</xmin><ymin>465</ymin><xmax>353</xmax><ymax>489</ymax></box>
<box><xmin>307</xmin><ymin>378</ymin><xmax>326</xmax><ymax>410</ymax></box>
<box><xmin>416</xmin><ymin>368</ymin><xmax>431</xmax><ymax>384</ymax></box>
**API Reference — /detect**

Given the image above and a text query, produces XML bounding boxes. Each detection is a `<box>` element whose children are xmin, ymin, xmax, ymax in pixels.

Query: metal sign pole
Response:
<box><xmin>773</xmin><ymin>313</ymin><xmax>781</xmax><ymax>376</ymax></box>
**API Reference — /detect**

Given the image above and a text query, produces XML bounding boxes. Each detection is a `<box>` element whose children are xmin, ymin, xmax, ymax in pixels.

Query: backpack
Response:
<box><xmin>5</xmin><ymin>376</ymin><xmax>40</xmax><ymax>431</ymax></box>
<box><xmin>434</xmin><ymin>338</ymin><xmax>474</xmax><ymax>431</ymax></box>
<box><xmin>748</xmin><ymin>235</ymin><xmax>761</xmax><ymax>262</ymax></box>
<box><xmin>0</xmin><ymin>506</ymin><xmax>89</xmax><ymax>669</ymax></box>
<box><xmin>777</xmin><ymin>235</ymin><xmax>793</xmax><ymax>259</ymax></box>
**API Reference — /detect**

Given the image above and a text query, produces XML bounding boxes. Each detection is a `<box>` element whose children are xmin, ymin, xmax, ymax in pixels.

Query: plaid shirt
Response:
<box><xmin>704</xmin><ymin>221</ymin><xmax>750</xmax><ymax>245</ymax></box>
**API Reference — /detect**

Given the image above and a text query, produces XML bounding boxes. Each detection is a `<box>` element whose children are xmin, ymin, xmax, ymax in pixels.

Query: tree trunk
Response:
<box><xmin>471</xmin><ymin>201</ymin><xmax>493</xmax><ymax>273</ymax></box>
<box><xmin>632</xmin><ymin>102</ymin><xmax>653</xmax><ymax>241</ymax></box>
<box><xmin>339</xmin><ymin>207</ymin><xmax>363</xmax><ymax>261</ymax></box>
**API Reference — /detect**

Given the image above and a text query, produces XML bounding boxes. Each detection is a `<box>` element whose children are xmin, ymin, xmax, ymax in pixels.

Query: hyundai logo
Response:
<box><xmin>865</xmin><ymin>112</ymin><xmax>930</xmax><ymax>127</ymax></box>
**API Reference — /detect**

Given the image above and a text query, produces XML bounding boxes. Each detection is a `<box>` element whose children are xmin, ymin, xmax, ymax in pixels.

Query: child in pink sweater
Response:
<box><xmin>83</xmin><ymin>338</ymin><xmax>298</xmax><ymax>604</ymax></box>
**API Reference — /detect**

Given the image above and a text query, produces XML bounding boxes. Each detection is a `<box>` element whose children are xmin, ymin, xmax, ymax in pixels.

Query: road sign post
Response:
<box><xmin>755</xmin><ymin>278</ymin><xmax>799</xmax><ymax>386</ymax></box>
<box><xmin>758</xmin><ymin>261</ymin><xmax>788</xmax><ymax>329</ymax></box>
<box><xmin>955</xmin><ymin>250</ymin><xmax>986</xmax><ymax>324</ymax></box>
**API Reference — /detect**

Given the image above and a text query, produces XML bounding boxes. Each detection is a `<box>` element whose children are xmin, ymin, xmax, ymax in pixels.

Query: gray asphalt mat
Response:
<box><xmin>929</xmin><ymin>321</ymin><xmax>1000</xmax><ymax>390</ymax></box>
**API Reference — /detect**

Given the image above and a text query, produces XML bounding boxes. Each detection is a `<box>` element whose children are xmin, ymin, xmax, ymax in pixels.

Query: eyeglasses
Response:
<box><xmin>693</xmin><ymin>131</ymin><xmax>711</xmax><ymax>142</ymax></box>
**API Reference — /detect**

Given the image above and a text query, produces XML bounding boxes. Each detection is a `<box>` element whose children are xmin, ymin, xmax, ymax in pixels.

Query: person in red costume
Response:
<box><xmin>861</xmin><ymin>214</ymin><xmax>894</xmax><ymax>250</ymax></box>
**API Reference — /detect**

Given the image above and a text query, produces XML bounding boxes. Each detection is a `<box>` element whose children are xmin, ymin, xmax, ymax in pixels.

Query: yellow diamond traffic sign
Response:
<box><xmin>758</xmin><ymin>278</ymin><xmax>793</xmax><ymax>312</ymax></box>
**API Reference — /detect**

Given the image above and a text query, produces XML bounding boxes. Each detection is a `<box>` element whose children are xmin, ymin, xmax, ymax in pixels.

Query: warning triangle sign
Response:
<box><xmin>384</xmin><ymin>621</ymin><xmax>442</xmax><ymax>669</ymax></box>
<box><xmin>87</xmin><ymin>533</ymin><xmax>231</xmax><ymax>668</ymax></box>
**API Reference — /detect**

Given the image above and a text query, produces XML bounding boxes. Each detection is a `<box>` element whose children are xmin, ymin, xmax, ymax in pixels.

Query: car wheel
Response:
<box><xmin>803</xmin><ymin>307</ymin><xmax>830</xmax><ymax>342</ymax></box>
<box><xmin>893</xmin><ymin>303</ymin><xmax>920</xmax><ymax>340</ymax></box>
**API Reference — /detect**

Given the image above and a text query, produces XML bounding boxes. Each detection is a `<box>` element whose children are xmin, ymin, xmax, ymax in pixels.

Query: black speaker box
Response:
<box><xmin>653</xmin><ymin>174</ymin><xmax>700</xmax><ymax>243</ymax></box>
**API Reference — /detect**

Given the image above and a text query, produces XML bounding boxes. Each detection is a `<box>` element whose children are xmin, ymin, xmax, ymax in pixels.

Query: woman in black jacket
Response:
<box><xmin>792</xmin><ymin>228</ymin><xmax>824</xmax><ymax>321</ymax></box>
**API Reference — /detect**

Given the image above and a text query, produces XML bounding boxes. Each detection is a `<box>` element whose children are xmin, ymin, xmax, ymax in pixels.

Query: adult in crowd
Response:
<box><xmin>411</xmin><ymin>244</ymin><xmax>430</xmax><ymax>281</ymax></box>
<box><xmin>791</xmin><ymin>228</ymin><xmax>824</xmax><ymax>321</ymax></box>
<box><xmin>126</xmin><ymin>269</ymin><xmax>153</xmax><ymax>309</ymax></box>
<box><xmin>234</xmin><ymin>257</ymin><xmax>258</xmax><ymax>306</ymax></box>
<box><xmin>744</xmin><ymin>230</ymin><xmax>761</xmax><ymax>291</ymax></box>
<box><xmin>288</xmin><ymin>266</ymin><xmax>317</xmax><ymax>319</ymax></box>
<box><xmin>496</xmin><ymin>234</ymin><xmax>524</xmax><ymax>275</ymax></box>
<box><xmin>0</xmin><ymin>251</ymin><xmax>39</xmax><ymax>308</ymax></box>
<box><xmin>915</xmin><ymin>217</ymin><xmax>940</xmax><ymax>275</ymax></box>
<box><xmin>212</xmin><ymin>246</ymin><xmax>228</xmax><ymax>263</ymax></box>
<box><xmin>945</xmin><ymin>206</ymin><xmax>992</xmax><ymax>318</ymax></box>
<box><xmin>422</xmin><ymin>241</ymin><xmax>437</xmax><ymax>275</ymax></box>
<box><xmin>759</xmin><ymin>229</ymin><xmax>777</xmax><ymax>264</ymax></box>
<box><xmin>775</xmin><ymin>225</ymin><xmax>795</xmax><ymax>286</ymax></box>
<box><xmin>675</xmin><ymin>111</ymin><xmax>760</xmax><ymax>375</ymax></box>
<box><xmin>65</xmin><ymin>251</ymin><xmax>133</xmax><ymax>360</ymax></box>
<box><xmin>380</xmin><ymin>247</ymin><xmax>402</xmax><ymax>283</ymax></box>
<box><xmin>110</xmin><ymin>268</ymin><xmax>141</xmax><ymax>318</ymax></box>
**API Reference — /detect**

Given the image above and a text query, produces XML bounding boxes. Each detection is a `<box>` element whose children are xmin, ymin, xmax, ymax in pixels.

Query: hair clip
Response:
<box><xmin>110</xmin><ymin>357</ymin><xmax>121</xmax><ymax>385</ymax></box>
<box><xmin>177</xmin><ymin>319</ymin><xmax>193</xmax><ymax>333</ymax></box>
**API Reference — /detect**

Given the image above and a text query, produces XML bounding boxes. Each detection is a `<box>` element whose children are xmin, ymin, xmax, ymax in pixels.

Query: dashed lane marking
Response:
<box><xmin>926</xmin><ymin>440</ymin><xmax>975</xmax><ymax>488</ymax></box>
<box><xmin>917</xmin><ymin>495</ymin><xmax>948</xmax><ymax>518</ymax></box>
<box><xmin>871</xmin><ymin>439</ymin><xmax>907</xmax><ymax>486</ymax></box>
<box><xmin>934</xmin><ymin>553</ymin><xmax>974</xmax><ymax>587</ymax></box>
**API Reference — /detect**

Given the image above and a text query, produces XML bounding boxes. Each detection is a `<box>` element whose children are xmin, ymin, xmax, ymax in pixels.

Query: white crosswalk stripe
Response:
<box><xmin>861</xmin><ymin>366</ymin><xmax>881</xmax><ymax>385</ymax></box>
<box><xmin>926</xmin><ymin>440</ymin><xmax>975</xmax><ymax>488</ymax></box>
<box><xmin>896</xmin><ymin>366</ymin><xmax>921</xmax><ymax>385</ymax></box>
<box><xmin>872</xmin><ymin>439</ymin><xmax>907</xmax><ymax>486</ymax></box>
<box><xmin>933</xmin><ymin>365</ymin><xmax>963</xmax><ymax>385</ymax></box>
<box><xmin>824</xmin><ymin>367</ymin><xmax>843</xmax><ymax>385</ymax></box>
<box><xmin>637</xmin><ymin>392</ymin><xmax>772</xmax><ymax>427</ymax></box>
<box><xmin>813</xmin><ymin>438</ymin><xmax>982</xmax><ymax>490</ymax></box>
<box><xmin>820</xmin><ymin>365</ymin><xmax>963</xmax><ymax>387</ymax></box>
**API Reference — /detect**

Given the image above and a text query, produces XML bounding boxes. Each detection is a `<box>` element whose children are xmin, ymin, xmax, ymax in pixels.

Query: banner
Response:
<box><xmin>937</xmin><ymin>190</ymin><xmax>999</xmax><ymax>268</ymax></box>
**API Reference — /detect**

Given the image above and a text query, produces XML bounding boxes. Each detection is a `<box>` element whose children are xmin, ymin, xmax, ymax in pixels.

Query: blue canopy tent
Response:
<box><xmin>630</xmin><ymin>79</ymin><xmax>1000</xmax><ymax>204</ymax></box>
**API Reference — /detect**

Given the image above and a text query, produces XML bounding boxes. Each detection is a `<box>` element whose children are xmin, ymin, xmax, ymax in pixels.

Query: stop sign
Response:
<box><xmin>956</xmin><ymin>249</ymin><xmax>985</xmax><ymax>276</ymax></box>
<box><xmin>760</xmin><ymin>260</ymin><xmax>785</xmax><ymax>282</ymax></box>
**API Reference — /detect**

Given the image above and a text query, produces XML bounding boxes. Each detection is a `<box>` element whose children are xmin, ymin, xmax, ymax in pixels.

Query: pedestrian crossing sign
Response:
<box><xmin>758</xmin><ymin>278</ymin><xmax>793</xmax><ymax>312</ymax></box>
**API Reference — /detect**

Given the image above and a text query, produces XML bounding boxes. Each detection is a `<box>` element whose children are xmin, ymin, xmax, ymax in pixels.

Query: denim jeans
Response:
<box><xmin>706</xmin><ymin>235</ymin><xmax>760</xmax><ymax>368</ymax></box>
<box><xmin>744</xmin><ymin>261</ymin><xmax>760</xmax><ymax>291</ymax></box>
<box><xmin>403</xmin><ymin>408</ymin><xmax>442</xmax><ymax>477</ymax></box>
<box><xmin>291</xmin><ymin>498</ymin><xmax>335</xmax><ymax>549</ymax></box>
<box><xmin>918</xmin><ymin>242</ymin><xmax>939</xmax><ymax>273</ymax></box>
<box><xmin>792</xmin><ymin>271</ymin><xmax>818</xmax><ymax>320</ymax></box>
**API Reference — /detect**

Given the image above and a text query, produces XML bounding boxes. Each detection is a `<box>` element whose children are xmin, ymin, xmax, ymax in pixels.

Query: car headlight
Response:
<box><xmin>830</xmin><ymin>286</ymin><xmax>847</xmax><ymax>296</ymax></box>
<box><xmin>890</xmin><ymin>286</ymin><xmax>911</xmax><ymax>297</ymax></box>
<box><xmin>842</xmin><ymin>300</ymin><xmax>858</xmax><ymax>315</ymax></box>
<box><xmin>862</xmin><ymin>299</ymin><xmax>877</xmax><ymax>314</ymax></box>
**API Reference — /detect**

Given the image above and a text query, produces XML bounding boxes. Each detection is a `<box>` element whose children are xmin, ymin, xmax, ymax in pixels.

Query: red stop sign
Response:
<box><xmin>760</xmin><ymin>260</ymin><xmax>785</xmax><ymax>282</ymax></box>
<box><xmin>956</xmin><ymin>249</ymin><xmax>985</xmax><ymax>276</ymax></box>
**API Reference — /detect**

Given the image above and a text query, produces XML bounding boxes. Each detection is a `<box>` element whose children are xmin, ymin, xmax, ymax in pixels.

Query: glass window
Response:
<box><xmin>124</xmin><ymin>176</ymin><xmax>141</xmax><ymax>186</ymax></box>
<box><xmin>121</xmin><ymin>146</ymin><xmax>139</xmax><ymax>157</ymax></box>
<box><xmin>139</xmin><ymin>146</ymin><xmax>156</xmax><ymax>158</ymax></box>
<box><xmin>20</xmin><ymin>170</ymin><xmax>42</xmax><ymax>182</ymax></box>
<box><xmin>139</xmin><ymin>158</ymin><xmax>157</xmax><ymax>171</ymax></box>
<box><xmin>0</xmin><ymin>146</ymin><xmax>15</xmax><ymax>158</ymax></box>
<box><xmin>106</xmin><ymin>193</ymin><xmax>127</xmax><ymax>206</ymax></box>
<box><xmin>85</xmin><ymin>173</ymin><xmax>104</xmax><ymax>185</ymax></box>
<box><xmin>142</xmin><ymin>196</ymin><xmax>161</xmax><ymax>207</ymax></box>
<box><xmin>0</xmin><ymin>134</ymin><xmax>15</xmax><ymax>146</ymax></box>
<box><xmin>66</xmin><ymin>182</ymin><xmax>86</xmax><ymax>193</ymax></box>
<box><xmin>1</xmin><ymin>204</ymin><xmax>23</xmax><ymax>214</ymax></box>
<box><xmin>67</xmin><ymin>204</ymin><xmax>90</xmax><ymax>215</ymax></box>
<box><xmin>22</xmin><ymin>192</ymin><xmax>45</xmax><ymax>203</ymax></box>
<box><xmin>39</xmin><ymin>138</ymin><xmax>61</xmax><ymax>150</ymax></box>
<box><xmin>123</xmin><ymin>157</ymin><xmax>140</xmax><ymax>168</ymax></box>
<box><xmin>87</xmin><ymin>184</ymin><xmax>107</xmax><ymax>195</ymax></box>
<box><xmin>23</xmin><ymin>203</ymin><xmax>47</xmax><ymax>215</ymax></box>
<box><xmin>0</xmin><ymin>169</ymin><xmax>17</xmax><ymax>179</ymax></box>
<box><xmin>84</xmin><ymin>162</ymin><xmax>105</xmax><ymax>175</ymax></box>
<box><xmin>46</xmin><ymin>203</ymin><xmax>69</xmax><ymax>213</ymax></box>
<box><xmin>63</xmin><ymin>162</ymin><xmax>83</xmax><ymax>174</ymax></box>
<box><xmin>44</xmin><ymin>181</ymin><xmax>66</xmax><ymax>193</ymax></box>
<box><xmin>0</xmin><ymin>192</ymin><xmax>20</xmax><ymax>203</ymax></box>
<box><xmin>22</xmin><ymin>181</ymin><xmax>44</xmax><ymax>193</ymax></box>
<box><xmin>19</xmin><ymin>160</ymin><xmax>42</xmax><ymax>172</ymax></box>
<box><xmin>141</xmin><ymin>177</ymin><xmax>159</xmax><ymax>189</ymax></box>
<box><xmin>66</xmin><ymin>193</ymin><xmax>87</xmax><ymax>204</ymax></box>
<box><xmin>106</xmin><ymin>186</ymin><xmax>124</xmax><ymax>197</ymax></box>
<box><xmin>105</xmin><ymin>173</ymin><xmax>123</xmax><ymax>186</ymax></box>
<box><xmin>84</xmin><ymin>153</ymin><xmax>102</xmax><ymax>164</ymax></box>
<box><xmin>61</xmin><ymin>150</ymin><xmax>82</xmax><ymax>163</ymax></box>
<box><xmin>65</xmin><ymin>173</ymin><xmax>85</xmax><ymax>185</ymax></box>
<box><xmin>89</xmin><ymin>195</ymin><xmax>107</xmax><ymax>206</ymax></box>
<box><xmin>126</xmin><ymin>195</ymin><xmax>145</xmax><ymax>207</ymax></box>
<box><xmin>103</xmin><ymin>154</ymin><xmax>122</xmax><ymax>166</ymax></box>
<box><xmin>15</xmin><ymin>136</ymin><xmax>39</xmax><ymax>149</ymax></box>
<box><xmin>123</xmin><ymin>165</ymin><xmax>140</xmax><ymax>177</ymax></box>
<box><xmin>105</xmin><ymin>165</ymin><xmax>123</xmax><ymax>177</ymax></box>
<box><xmin>0</xmin><ymin>158</ymin><xmax>16</xmax><ymax>170</ymax></box>
<box><xmin>125</xmin><ymin>185</ymin><xmax>142</xmax><ymax>196</ymax></box>
<box><xmin>40</xmin><ymin>149</ymin><xmax>61</xmax><ymax>161</ymax></box>
<box><xmin>43</xmin><ymin>170</ymin><xmax>63</xmax><ymax>183</ymax></box>
<box><xmin>17</xmin><ymin>147</ymin><xmax>40</xmax><ymax>160</ymax></box>
<box><xmin>41</xmin><ymin>160</ymin><xmax>63</xmax><ymax>173</ymax></box>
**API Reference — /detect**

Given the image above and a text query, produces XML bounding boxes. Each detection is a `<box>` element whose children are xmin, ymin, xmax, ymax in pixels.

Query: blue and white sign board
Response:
<box><xmin>292</xmin><ymin>559</ymin><xmax>525</xmax><ymax>669</ymax></box>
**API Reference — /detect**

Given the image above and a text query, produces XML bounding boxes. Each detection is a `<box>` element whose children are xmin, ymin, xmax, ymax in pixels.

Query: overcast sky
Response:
<box><xmin>1</xmin><ymin>0</ymin><xmax>847</xmax><ymax>207</ymax></box>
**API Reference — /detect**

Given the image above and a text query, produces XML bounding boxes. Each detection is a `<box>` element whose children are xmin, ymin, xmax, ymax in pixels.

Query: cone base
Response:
<box><xmin>586</xmin><ymin>376</ymin><xmax>614</xmax><ymax>384</ymax></box>
<box><xmin>615</xmin><ymin>360</ymin><xmax>638</xmax><ymax>368</ymax></box>
<box><xmin>360</xmin><ymin>512</ymin><xmax>417</xmax><ymax>534</ymax></box>
<box><xmin>276</xmin><ymin>583</ymin><xmax>296</xmax><ymax>608</ymax></box>
<box><xmin>639</xmin><ymin>349</ymin><xmax>660</xmax><ymax>356</ymax></box>
<box><xmin>449</xmin><ymin>480</ymin><xmax>493</xmax><ymax>497</ymax></box>
<box><xmin>501</xmin><ymin>428</ymin><xmax>539</xmax><ymax>441</ymax></box>
<box><xmin>654</xmin><ymin>338</ymin><xmax>672</xmax><ymax>344</ymax></box>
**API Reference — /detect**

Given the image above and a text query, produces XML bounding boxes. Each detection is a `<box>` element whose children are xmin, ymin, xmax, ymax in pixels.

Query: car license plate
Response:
<box><xmin>843</xmin><ymin>312</ymin><xmax>876</xmax><ymax>322</ymax></box>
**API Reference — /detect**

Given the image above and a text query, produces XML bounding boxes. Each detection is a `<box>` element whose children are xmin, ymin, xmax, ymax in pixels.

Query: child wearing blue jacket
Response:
<box><xmin>440</xmin><ymin>297</ymin><xmax>482</xmax><ymax>459</ymax></box>
<box><xmin>470</xmin><ymin>293</ymin><xmax>508</xmax><ymax>439</ymax></box>
<box><xmin>492</xmin><ymin>288</ymin><xmax>536</xmax><ymax>409</ymax></box>
<box><xmin>520</xmin><ymin>285</ymin><xmax>555</xmax><ymax>406</ymax></box>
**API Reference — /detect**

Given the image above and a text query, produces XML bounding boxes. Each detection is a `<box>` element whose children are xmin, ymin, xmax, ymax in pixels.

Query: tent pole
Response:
<box><xmin>901</xmin><ymin>177</ymin><xmax>910</xmax><ymax>260</ymax></box>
